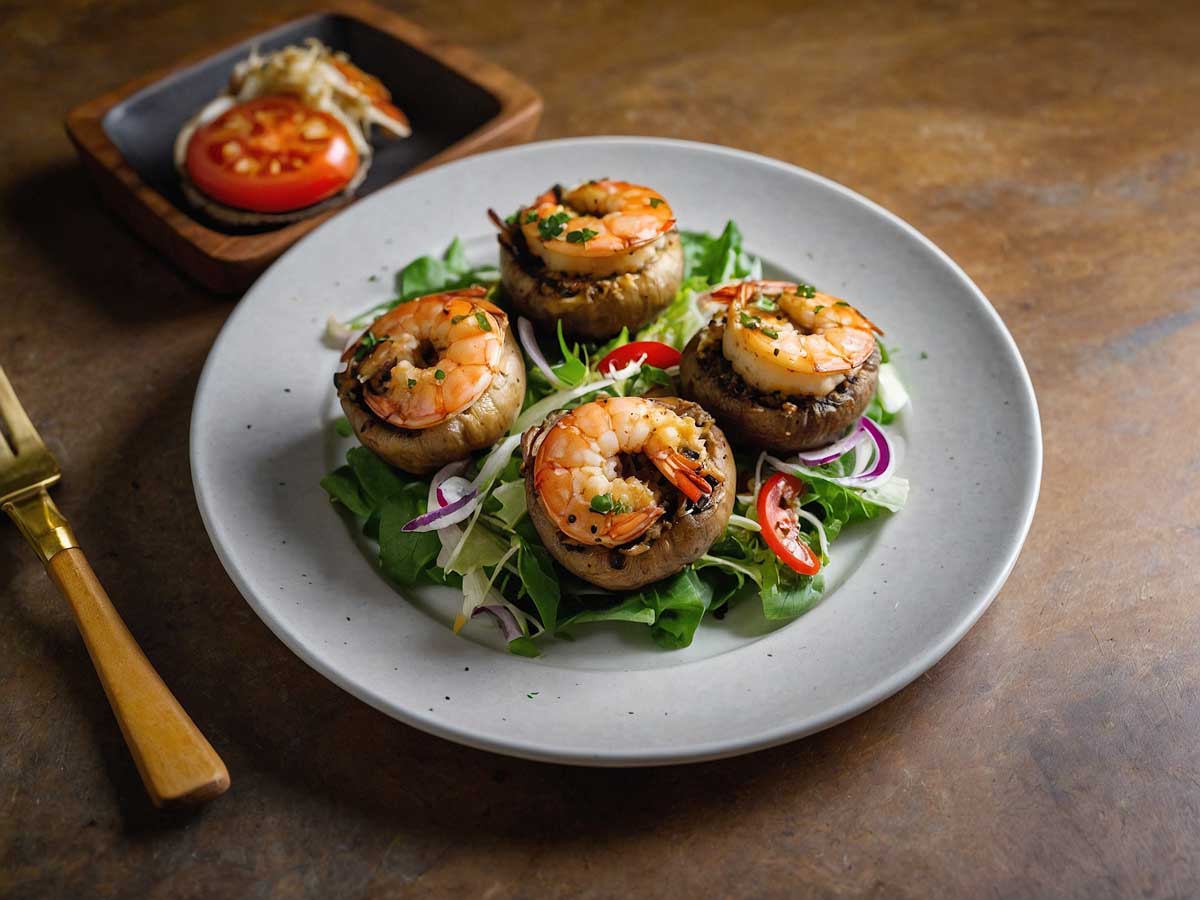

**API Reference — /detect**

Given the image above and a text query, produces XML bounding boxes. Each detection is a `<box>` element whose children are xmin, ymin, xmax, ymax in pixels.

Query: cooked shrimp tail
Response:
<box><xmin>653</xmin><ymin>451</ymin><xmax>714</xmax><ymax>503</ymax></box>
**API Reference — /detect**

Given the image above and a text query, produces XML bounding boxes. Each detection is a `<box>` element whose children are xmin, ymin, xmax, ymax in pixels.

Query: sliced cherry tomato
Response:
<box><xmin>598</xmin><ymin>341</ymin><xmax>681</xmax><ymax>375</ymax></box>
<box><xmin>756</xmin><ymin>472</ymin><xmax>821</xmax><ymax>575</ymax></box>
<box><xmin>185</xmin><ymin>95</ymin><xmax>359</xmax><ymax>213</ymax></box>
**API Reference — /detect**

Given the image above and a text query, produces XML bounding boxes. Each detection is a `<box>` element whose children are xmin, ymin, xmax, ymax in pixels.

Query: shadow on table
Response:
<box><xmin>1</xmin><ymin>161</ymin><xmax>222</xmax><ymax>321</ymax></box>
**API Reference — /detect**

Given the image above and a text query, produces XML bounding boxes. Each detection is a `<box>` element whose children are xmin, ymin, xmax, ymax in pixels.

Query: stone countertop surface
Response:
<box><xmin>3</xmin><ymin>1</ymin><xmax>1199</xmax><ymax>897</ymax></box>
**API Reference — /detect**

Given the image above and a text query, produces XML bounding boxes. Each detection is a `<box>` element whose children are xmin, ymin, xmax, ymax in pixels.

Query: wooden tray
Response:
<box><xmin>65</xmin><ymin>0</ymin><xmax>542</xmax><ymax>293</ymax></box>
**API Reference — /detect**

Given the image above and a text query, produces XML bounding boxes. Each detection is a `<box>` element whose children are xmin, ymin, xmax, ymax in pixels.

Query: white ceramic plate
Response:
<box><xmin>191</xmin><ymin>137</ymin><xmax>1041</xmax><ymax>765</ymax></box>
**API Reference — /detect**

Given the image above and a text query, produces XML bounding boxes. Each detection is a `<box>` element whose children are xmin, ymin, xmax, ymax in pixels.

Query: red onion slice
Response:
<box><xmin>436</xmin><ymin>476</ymin><xmax>474</xmax><ymax>508</ymax></box>
<box><xmin>428</xmin><ymin>460</ymin><xmax>469</xmax><ymax>511</ymax></box>
<box><xmin>794</xmin><ymin>422</ymin><xmax>866</xmax><ymax>466</ymax></box>
<box><xmin>768</xmin><ymin>417</ymin><xmax>897</xmax><ymax>490</ymax></box>
<box><xmin>473</xmin><ymin>604</ymin><xmax>523</xmax><ymax>642</ymax></box>
<box><xmin>517</xmin><ymin>316</ymin><xmax>566</xmax><ymax>389</ymax></box>
<box><xmin>841</xmin><ymin>417</ymin><xmax>894</xmax><ymax>487</ymax></box>
<box><xmin>401</xmin><ymin>487</ymin><xmax>479</xmax><ymax>532</ymax></box>
<box><xmin>849</xmin><ymin>431</ymin><xmax>875</xmax><ymax>477</ymax></box>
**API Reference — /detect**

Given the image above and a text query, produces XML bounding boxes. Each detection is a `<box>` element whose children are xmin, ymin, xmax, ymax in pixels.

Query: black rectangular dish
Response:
<box><xmin>67</xmin><ymin>0</ymin><xmax>542</xmax><ymax>292</ymax></box>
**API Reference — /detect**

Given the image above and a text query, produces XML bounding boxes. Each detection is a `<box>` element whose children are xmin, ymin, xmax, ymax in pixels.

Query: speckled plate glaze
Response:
<box><xmin>191</xmin><ymin>137</ymin><xmax>1041</xmax><ymax>765</ymax></box>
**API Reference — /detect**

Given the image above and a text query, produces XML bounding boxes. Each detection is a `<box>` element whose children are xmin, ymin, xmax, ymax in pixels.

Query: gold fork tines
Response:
<box><xmin>0</xmin><ymin>366</ymin><xmax>78</xmax><ymax>562</ymax></box>
<box><xmin>0</xmin><ymin>363</ymin><xmax>229</xmax><ymax>807</ymax></box>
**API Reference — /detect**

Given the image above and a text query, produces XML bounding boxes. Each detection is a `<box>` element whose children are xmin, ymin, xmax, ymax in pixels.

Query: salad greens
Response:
<box><xmin>323</xmin><ymin>224</ymin><xmax>908</xmax><ymax>656</ymax></box>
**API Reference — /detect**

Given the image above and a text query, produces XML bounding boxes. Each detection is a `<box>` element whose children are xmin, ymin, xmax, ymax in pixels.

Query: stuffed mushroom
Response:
<box><xmin>679</xmin><ymin>280</ymin><xmax>882</xmax><ymax>453</ymax></box>
<box><xmin>493</xmin><ymin>180</ymin><xmax>684</xmax><ymax>341</ymax></box>
<box><xmin>521</xmin><ymin>396</ymin><xmax>735</xmax><ymax>591</ymax></box>
<box><xmin>336</xmin><ymin>287</ymin><xmax>525</xmax><ymax>475</ymax></box>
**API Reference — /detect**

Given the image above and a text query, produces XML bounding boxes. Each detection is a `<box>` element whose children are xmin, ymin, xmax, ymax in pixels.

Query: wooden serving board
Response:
<box><xmin>65</xmin><ymin>0</ymin><xmax>542</xmax><ymax>294</ymax></box>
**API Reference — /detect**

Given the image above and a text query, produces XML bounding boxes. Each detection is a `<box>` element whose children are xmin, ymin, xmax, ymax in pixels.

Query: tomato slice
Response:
<box><xmin>756</xmin><ymin>472</ymin><xmax>821</xmax><ymax>575</ymax></box>
<box><xmin>184</xmin><ymin>95</ymin><xmax>359</xmax><ymax>213</ymax></box>
<box><xmin>598</xmin><ymin>341</ymin><xmax>681</xmax><ymax>375</ymax></box>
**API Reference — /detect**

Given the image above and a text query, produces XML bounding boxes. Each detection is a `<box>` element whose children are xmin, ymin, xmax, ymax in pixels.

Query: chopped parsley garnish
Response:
<box><xmin>474</xmin><ymin>311</ymin><xmax>492</xmax><ymax>331</ymax></box>
<box><xmin>813</xmin><ymin>304</ymin><xmax>825</xmax><ymax>314</ymax></box>
<box><xmin>738</xmin><ymin>312</ymin><xmax>761</xmax><ymax>329</ymax></box>
<box><xmin>524</xmin><ymin>210</ymin><xmax>538</xmax><ymax>223</ymax></box>
<box><xmin>434</xmin><ymin>369</ymin><xmax>446</xmax><ymax>381</ymax></box>
<box><xmin>756</xmin><ymin>294</ymin><xmax>778</xmax><ymax>312</ymax></box>
<box><xmin>566</xmin><ymin>228</ymin><xmax>599</xmax><ymax>244</ymax></box>
<box><xmin>504</xmin><ymin>212</ymin><xmax>518</xmax><ymax>225</ymax></box>
<box><xmin>649</xmin><ymin>197</ymin><xmax>664</xmax><ymax>208</ymax></box>
<box><xmin>450</xmin><ymin>314</ymin><xmax>466</xmax><ymax>325</ymax></box>
<box><xmin>589</xmin><ymin>493</ymin><xmax>630</xmax><ymax>514</ymax></box>
<box><xmin>761</xmin><ymin>327</ymin><xmax>780</xmax><ymax>339</ymax></box>
<box><xmin>407</xmin><ymin>378</ymin><xmax>417</xmax><ymax>388</ymax></box>
<box><xmin>538</xmin><ymin>211</ymin><xmax>571</xmax><ymax>240</ymax></box>
<box><xmin>797</xmin><ymin>283</ymin><xmax>817</xmax><ymax>299</ymax></box>
<box><xmin>353</xmin><ymin>330</ymin><xmax>384</xmax><ymax>362</ymax></box>
<box><xmin>921</xmin><ymin>351</ymin><xmax>929</xmax><ymax>359</ymax></box>
<box><xmin>835</xmin><ymin>300</ymin><xmax>850</xmax><ymax>307</ymax></box>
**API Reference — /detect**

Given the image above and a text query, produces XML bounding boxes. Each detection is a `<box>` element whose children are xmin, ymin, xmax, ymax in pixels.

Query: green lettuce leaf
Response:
<box><xmin>320</xmin><ymin>465</ymin><xmax>372</xmax><ymax>518</ymax></box>
<box><xmin>681</xmin><ymin>220</ymin><xmax>759</xmax><ymax>284</ymax></box>
<box><xmin>378</xmin><ymin>484</ymin><xmax>440</xmax><ymax>586</ymax></box>
<box><xmin>635</xmin><ymin>278</ymin><xmax>709</xmax><ymax>350</ymax></box>
<box><xmin>395</xmin><ymin>237</ymin><xmax>498</xmax><ymax>301</ymax></box>
<box><xmin>517</xmin><ymin>538</ymin><xmax>560</xmax><ymax>633</ymax></box>
<box><xmin>489</xmin><ymin>479</ymin><xmax>527</xmax><ymax>528</ymax></box>
<box><xmin>346</xmin><ymin>446</ymin><xmax>416</xmax><ymax>506</ymax></box>
<box><xmin>637</xmin><ymin>569</ymin><xmax>713</xmax><ymax>649</ymax></box>
<box><xmin>760</xmin><ymin>557</ymin><xmax>824</xmax><ymax>620</ymax></box>
<box><xmin>567</xmin><ymin>595</ymin><xmax>657</xmax><ymax>626</ymax></box>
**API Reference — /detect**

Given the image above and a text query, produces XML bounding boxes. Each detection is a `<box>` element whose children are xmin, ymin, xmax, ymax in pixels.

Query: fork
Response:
<box><xmin>0</xmin><ymin>364</ymin><xmax>229</xmax><ymax>807</ymax></box>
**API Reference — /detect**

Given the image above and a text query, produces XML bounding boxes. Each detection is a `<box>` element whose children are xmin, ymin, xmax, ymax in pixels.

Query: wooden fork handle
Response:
<box><xmin>46</xmin><ymin>547</ymin><xmax>230</xmax><ymax>807</ymax></box>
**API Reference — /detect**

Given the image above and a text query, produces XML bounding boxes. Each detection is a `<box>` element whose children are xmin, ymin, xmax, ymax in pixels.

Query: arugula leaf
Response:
<box><xmin>517</xmin><ymin>539</ymin><xmax>560</xmax><ymax>633</ymax></box>
<box><xmin>319</xmin><ymin>465</ymin><xmax>373</xmax><ymax>518</ymax></box>
<box><xmin>378</xmin><ymin>484</ymin><xmax>441</xmax><ymax>586</ymax></box>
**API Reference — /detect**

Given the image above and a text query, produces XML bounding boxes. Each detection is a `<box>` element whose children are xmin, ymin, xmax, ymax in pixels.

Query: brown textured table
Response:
<box><xmin>3</xmin><ymin>1</ymin><xmax>1199</xmax><ymax>897</ymax></box>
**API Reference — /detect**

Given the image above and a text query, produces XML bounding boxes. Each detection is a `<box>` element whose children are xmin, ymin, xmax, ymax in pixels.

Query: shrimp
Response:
<box><xmin>518</xmin><ymin>180</ymin><xmax>675</xmax><ymax>277</ymax></box>
<box><xmin>344</xmin><ymin>287</ymin><xmax>506</xmax><ymax>430</ymax></box>
<box><xmin>712</xmin><ymin>281</ymin><xmax>882</xmax><ymax>397</ymax></box>
<box><xmin>532</xmin><ymin>397</ymin><xmax>724</xmax><ymax>547</ymax></box>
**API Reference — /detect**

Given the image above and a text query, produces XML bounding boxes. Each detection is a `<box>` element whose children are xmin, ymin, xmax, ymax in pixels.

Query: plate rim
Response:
<box><xmin>191</xmin><ymin>135</ymin><xmax>1043</xmax><ymax>765</ymax></box>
